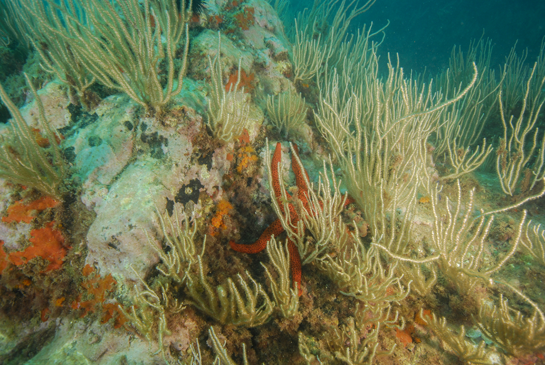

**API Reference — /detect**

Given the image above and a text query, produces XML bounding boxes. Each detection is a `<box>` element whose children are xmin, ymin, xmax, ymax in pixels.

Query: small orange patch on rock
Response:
<box><xmin>32</xmin><ymin>128</ymin><xmax>51</xmax><ymax>148</ymax></box>
<box><xmin>237</xmin><ymin>146</ymin><xmax>259</xmax><ymax>173</ymax></box>
<box><xmin>238</xmin><ymin>128</ymin><xmax>250</xmax><ymax>144</ymax></box>
<box><xmin>396</xmin><ymin>324</ymin><xmax>416</xmax><ymax>347</ymax></box>
<box><xmin>225</xmin><ymin>69</ymin><xmax>255</xmax><ymax>93</ymax></box>
<box><xmin>41</xmin><ymin>308</ymin><xmax>50</xmax><ymax>322</ymax></box>
<box><xmin>225</xmin><ymin>0</ymin><xmax>241</xmax><ymax>11</ymax></box>
<box><xmin>415</xmin><ymin>309</ymin><xmax>432</xmax><ymax>326</ymax></box>
<box><xmin>71</xmin><ymin>267</ymin><xmax>125</xmax><ymax>328</ymax></box>
<box><xmin>82</xmin><ymin>273</ymin><xmax>116</xmax><ymax>303</ymax></box>
<box><xmin>210</xmin><ymin>200</ymin><xmax>233</xmax><ymax>236</ymax></box>
<box><xmin>55</xmin><ymin>297</ymin><xmax>66</xmax><ymax>307</ymax></box>
<box><xmin>82</xmin><ymin>264</ymin><xmax>96</xmax><ymax>277</ymax></box>
<box><xmin>9</xmin><ymin>222</ymin><xmax>66</xmax><ymax>272</ymax></box>
<box><xmin>396</xmin><ymin>327</ymin><xmax>413</xmax><ymax>347</ymax></box>
<box><xmin>31</xmin><ymin>127</ymin><xmax>63</xmax><ymax>147</ymax></box>
<box><xmin>418</xmin><ymin>196</ymin><xmax>430</xmax><ymax>204</ymax></box>
<box><xmin>209</xmin><ymin>14</ymin><xmax>224</xmax><ymax>28</ymax></box>
<box><xmin>101</xmin><ymin>303</ymin><xmax>128</xmax><ymax>329</ymax></box>
<box><xmin>0</xmin><ymin>241</ymin><xmax>8</xmax><ymax>273</ymax></box>
<box><xmin>14</xmin><ymin>279</ymin><xmax>32</xmax><ymax>289</ymax></box>
<box><xmin>234</xmin><ymin>7</ymin><xmax>255</xmax><ymax>30</ymax></box>
<box><xmin>3</xmin><ymin>196</ymin><xmax>60</xmax><ymax>223</ymax></box>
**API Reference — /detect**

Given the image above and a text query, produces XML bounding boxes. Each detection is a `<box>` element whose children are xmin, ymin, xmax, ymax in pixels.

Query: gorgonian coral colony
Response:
<box><xmin>0</xmin><ymin>0</ymin><xmax>544</xmax><ymax>364</ymax></box>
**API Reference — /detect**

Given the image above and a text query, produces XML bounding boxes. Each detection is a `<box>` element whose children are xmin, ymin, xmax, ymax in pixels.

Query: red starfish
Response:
<box><xmin>229</xmin><ymin>142</ymin><xmax>355</xmax><ymax>297</ymax></box>
<box><xmin>229</xmin><ymin>142</ymin><xmax>307</xmax><ymax>296</ymax></box>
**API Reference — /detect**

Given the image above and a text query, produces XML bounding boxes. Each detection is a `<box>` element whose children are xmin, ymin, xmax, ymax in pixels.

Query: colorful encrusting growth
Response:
<box><xmin>1</xmin><ymin>0</ymin><xmax>545</xmax><ymax>363</ymax></box>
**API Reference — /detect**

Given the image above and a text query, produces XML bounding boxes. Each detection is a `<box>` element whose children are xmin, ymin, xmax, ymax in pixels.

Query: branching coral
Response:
<box><xmin>130</xmin><ymin>201</ymin><xmax>274</xmax><ymax>356</ymax></box>
<box><xmin>315</xmin><ymin>52</ymin><xmax>478</xmax><ymax>233</ymax></box>
<box><xmin>521</xmin><ymin>220</ymin><xmax>545</xmax><ymax>266</ymax></box>
<box><xmin>474</xmin><ymin>295</ymin><xmax>545</xmax><ymax>356</ymax></box>
<box><xmin>375</xmin><ymin>180</ymin><xmax>526</xmax><ymax>296</ymax></box>
<box><xmin>496</xmin><ymin>58</ymin><xmax>545</xmax><ymax>196</ymax></box>
<box><xmin>432</xmin><ymin>38</ymin><xmax>499</xmax><ymax>171</ymax></box>
<box><xmin>334</xmin><ymin>306</ymin><xmax>401</xmax><ymax>365</ymax></box>
<box><xmin>299</xmin><ymin>304</ymin><xmax>403</xmax><ymax>365</ymax></box>
<box><xmin>121</xmin><ymin>205</ymin><xmax>196</xmax><ymax>360</ymax></box>
<box><xmin>15</xmin><ymin>0</ymin><xmax>97</xmax><ymax>107</ymax></box>
<box><xmin>21</xmin><ymin>0</ymin><xmax>191</xmax><ymax>115</ymax></box>
<box><xmin>229</xmin><ymin>141</ymin><xmax>310</xmax><ymax>295</ymax></box>
<box><xmin>319</xmin><ymin>237</ymin><xmax>410</xmax><ymax>306</ymax></box>
<box><xmin>421</xmin><ymin>310</ymin><xmax>496</xmax><ymax>365</ymax></box>
<box><xmin>144</xmin><ymin>205</ymin><xmax>198</xmax><ymax>283</ymax></box>
<box><xmin>442</xmin><ymin>137</ymin><xmax>493</xmax><ymax>181</ymax></box>
<box><xmin>0</xmin><ymin>0</ymin><xmax>28</xmax><ymax>48</ymax></box>
<box><xmin>290</xmin><ymin>0</ymin><xmax>375</xmax><ymax>83</ymax></box>
<box><xmin>207</xmin><ymin>34</ymin><xmax>251</xmax><ymax>142</ymax></box>
<box><xmin>427</xmin><ymin>181</ymin><xmax>525</xmax><ymax>293</ymax></box>
<box><xmin>0</xmin><ymin>74</ymin><xmax>65</xmax><ymax>199</ymax></box>
<box><xmin>290</xmin><ymin>22</ymin><xmax>328</xmax><ymax>83</ymax></box>
<box><xmin>261</xmin><ymin>236</ymin><xmax>299</xmax><ymax>319</ymax></box>
<box><xmin>119</xmin><ymin>267</ymin><xmax>185</xmax><ymax>362</ymax></box>
<box><xmin>186</xmin><ymin>255</ymin><xmax>274</xmax><ymax>327</ymax></box>
<box><xmin>208</xmin><ymin>327</ymin><xmax>249</xmax><ymax>365</ymax></box>
<box><xmin>266</xmin><ymin>88</ymin><xmax>307</xmax><ymax>138</ymax></box>
<box><xmin>183</xmin><ymin>327</ymin><xmax>249</xmax><ymax>365</ymax></box>
<box><xmin>394</xmin><ymin>261</ymin><xmax>437</xmax><ymax>297</ymax></box>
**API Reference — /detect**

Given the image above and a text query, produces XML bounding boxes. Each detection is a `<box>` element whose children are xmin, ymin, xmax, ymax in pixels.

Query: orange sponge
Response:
<box><xmin>3</xmin><ymin>196</ymin><xmax>60</xmax><ymax>224</ymax></box>
<box><xmin>9</xmin><ymin>222</ymin><xmax>66</xmax><ymax>272</ymax></box>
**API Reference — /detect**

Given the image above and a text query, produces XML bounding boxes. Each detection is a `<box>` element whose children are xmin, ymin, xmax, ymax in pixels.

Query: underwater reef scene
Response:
<box><xmin>1</xmin><ymin>0</ymin><xmax>545</xmax><ymax>363</ymax></box>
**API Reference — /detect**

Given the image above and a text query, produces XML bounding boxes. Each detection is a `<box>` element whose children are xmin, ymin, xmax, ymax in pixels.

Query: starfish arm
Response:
<box><xmin>287</xmin><ymin>239</ymin><xmax>303</xmax><ymax>296</ymax></box>
<box><xmin>271</xmin><ymin>142</ymin><xmax>284</xmax><ymax>201</ymax></box>
<box><xmin>229</xmin><ymin>219</ymin><xmax>285</xmax><ymax>254</ymax></box>
<box><xmin>290</xmin><ymin>143</ymin><xmax>312</xmax><ymax>213</ymax></box>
